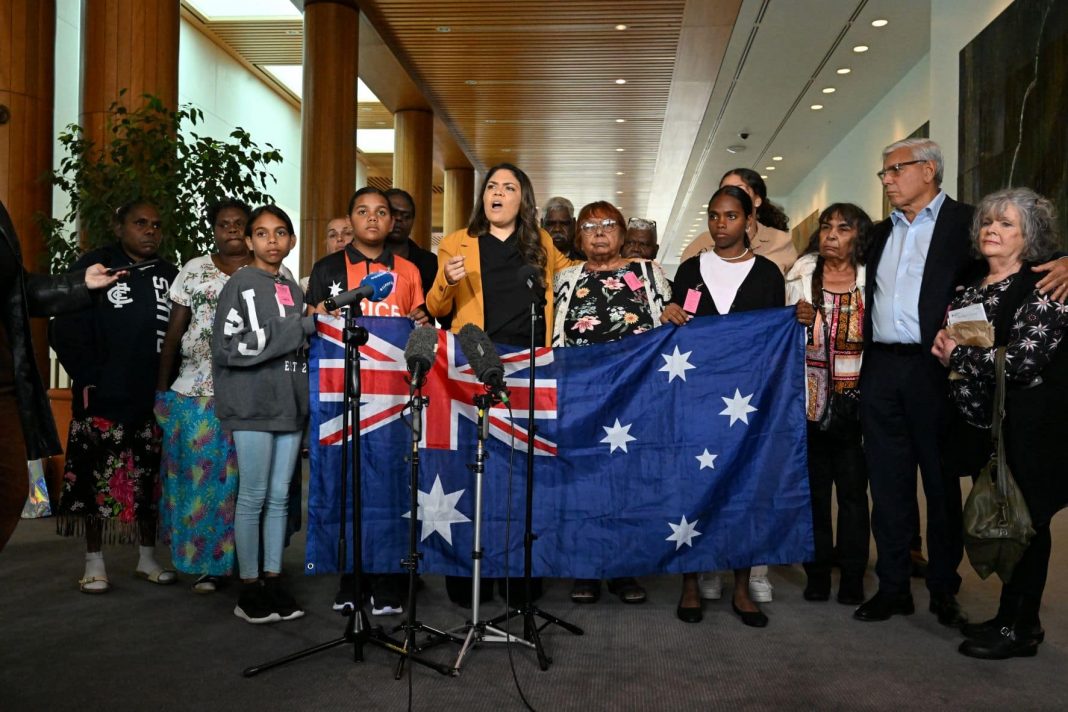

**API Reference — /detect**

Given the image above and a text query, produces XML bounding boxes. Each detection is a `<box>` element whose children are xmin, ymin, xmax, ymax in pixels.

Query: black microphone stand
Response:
<box><xmin>244</xmin><ymin>307</ymin><xmax>450</xmax><ymax>677</ymax></box>
<box><xmin>486</xmin><ymin>286</ymin><xmax>583</xmax><ymax>670</ymax></box>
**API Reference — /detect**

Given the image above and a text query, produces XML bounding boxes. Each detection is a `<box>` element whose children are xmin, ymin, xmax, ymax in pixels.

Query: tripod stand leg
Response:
<box><xmin>533</xmin><ymin>605</ymin><xmax>584</xmax><ymax>636</ymax></box>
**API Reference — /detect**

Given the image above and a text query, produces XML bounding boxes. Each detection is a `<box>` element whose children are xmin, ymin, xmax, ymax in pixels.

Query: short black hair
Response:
<box><xmin>206</xmin><ymin>198</ymin><xmax>252</xmax><ymax>229</ymax></box>
<box><xmin>384</xmin><ymin>188</ymin><xmax>415</xmax><ymax>216</ymax></box>
<box><xmin>348</xmin><ymin>187</ymin><xmax>394</xmax><ymax>216</ymax></box>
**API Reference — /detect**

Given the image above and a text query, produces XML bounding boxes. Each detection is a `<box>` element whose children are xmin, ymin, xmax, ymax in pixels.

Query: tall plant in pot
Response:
<box><xmin>40</xmin><ymin>92</ymin><xmax>284</xmax><ymax>272</ymax></box>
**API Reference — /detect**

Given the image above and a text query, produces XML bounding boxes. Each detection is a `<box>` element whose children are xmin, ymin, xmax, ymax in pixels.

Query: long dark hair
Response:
<box><xmin>468</xmin><ymin>163</ymin><xmax>546</xmax><ymax>276</ymax></box>
<box><xmin>246</xmin><ymin>204</ymin><xmax>295</xmax><ymax>237</ymax></box>
<box><xmin>720</xmin><ymin>167</ymin><xmax>789</xmax><ymax>231</ymax></box>
<box><xmin>708</xmin><ymin>184</ymin><xmax>755</xmax><ymax>248</ymax></box>
<box><xmin>809</xmin><ymin>202</ymin><xmax>873</xmax><ymax>316</ymax></box>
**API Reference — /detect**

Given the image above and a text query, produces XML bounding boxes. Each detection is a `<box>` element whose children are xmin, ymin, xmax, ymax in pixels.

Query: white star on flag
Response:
<box><xmin>719</xmin><ymin>388</ymin><xmax>757</xmax><ymax>426</ymax></box>
<box><xmin>666</xmin><ymin>515</ymin><xmax>702</xmax><ymax>550</ymax></box>
<box><xmin>402</xmin><ymin>474</ymin><xmax>471</xmax><ymax>545</ymax></box>
<box><xmin>601</xmin><ymin>419</ymin><xmax>636</xmax><ymax>453</ymax></box>
<box><xmin>328</xmin><ymin>280</ymin><xmax>344</xmax><ymax>297</ymax></box>
<box><xmin>695</xmin><ymin>449</ymin><xmax>718</xmax><ymax>470</ymax></box>
<box><xmin>659</xmin><ymin>346</ymin><xmax>696</xmax><ymax>382</ymax></box>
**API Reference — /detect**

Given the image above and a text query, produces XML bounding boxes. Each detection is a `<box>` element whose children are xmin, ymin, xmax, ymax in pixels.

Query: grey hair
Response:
<box><xmin>542</xmin><ymin>196</ymin><xmax>574</xmax><ymax>219</ymax></box>
<box><xmin>971</xmin><ymin>187</ymin><xmax>1059</xmax><ymax>262</ymax></box>
<box><xmin>882</xmin><ymin>138</ymin><xmax>944</xmax><ymax>185</ymax></box>
<box><xmin>627</xmin><ymin>217</ymin><xmax>657</xmax><ymax>236</ymax></box>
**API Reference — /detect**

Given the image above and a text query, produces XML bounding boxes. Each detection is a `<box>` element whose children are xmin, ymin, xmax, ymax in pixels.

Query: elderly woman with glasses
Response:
<box><xmin>551</xmin><ymin>200</ymin><xmax>671</xmax><ymax>604</ymax></box>
<box><xmin>931</xmin><ymin>187</ymin><xmax>1068</xmax><ymax>660</ymax></box>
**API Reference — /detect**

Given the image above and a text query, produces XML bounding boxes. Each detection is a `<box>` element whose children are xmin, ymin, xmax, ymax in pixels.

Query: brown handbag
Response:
<box><xmin>961</xmin><ymin>347</ymin><xmax>1035</xmax><ymax>582</ymax></box>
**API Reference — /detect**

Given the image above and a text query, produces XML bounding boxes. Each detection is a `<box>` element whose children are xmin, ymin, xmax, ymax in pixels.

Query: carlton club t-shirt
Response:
<box><xmin>305</xmin><ymin>243</ymin><xmax>424</xmax><ymax>317</ymax></box>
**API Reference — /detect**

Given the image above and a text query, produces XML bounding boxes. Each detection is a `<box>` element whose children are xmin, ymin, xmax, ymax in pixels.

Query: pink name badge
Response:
<box><xmin>275</xmin><ymin>283</ymin><xmax>294</xmax><ymax>307</ymax></box>
<box><xmin>623</xmin><ymin>271</ymin><xmax>643</xmax><ymax>291</ymax></box>
<box><xmin>683</xmin><ymin>288</ymin><xmax>701</xmax><ymax>314</ymax></box>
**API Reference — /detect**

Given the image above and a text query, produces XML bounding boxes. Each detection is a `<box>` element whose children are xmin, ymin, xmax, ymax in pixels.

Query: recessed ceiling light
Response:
<box><xmin>502</xmin><ymin>147</ymin><xmax>511</xmax><ymax>153</ymax></box>
<box><xmin>284</xmin><ymin>29</ymin><xmax>300</xmax><ymax>36</ymax></box>
<box><xmin>615</xmin><ymin>78</ymin><xmax>627</xmax><ymax>85</ymax></box>
<box><xmin>465</xmin><ymin>79</ymin><xmax>478</xmax><ymax>86</ymax></box>
<box><xmin>616</xmin><ymin>190</ymin><xmax>624</xmax><ymax>195</ymax></box>
<box><xmin>822</xmin><ymin>87</ymin><xmax>836</xmax><ymax>94</ymax></box>
<box><xmin>871</xmin><ymin>19</ymin><xmax>888</xmax><ymax>27</ymax></box>
<box><xmin>726</xmin><ymin>145</ymin><xmax>746</xmax><ymax>154</ymax></box>
<box><xmin>853</xmin><ymin>45</ymin><xmax>869</xmax><ymax>53</ymax></box>
<box><xmin>616</xmin><ymin>147</ymin><xmax>625</xmax><ymax>152</ymax></box>
<box><xmin>485</xmin><ymin>119</ymin><xmax>497</xmax><ymax>124</ymax></box>
<box><xmin>810</xmin><ymin>104</ymin><xmax>824</xmax><ymax>110</ymax></box>
<box><xmin>765</xmin><ymin>166</ymin><xmax>776</xmax><ymax>171</ymax></box>
<box><xmin>616</xmin><ymin>171</ymin><xmax>624</xmax><ymax>175</ymax></box>
<box><xmin>836</xmin><ymin>67</ymin><xmax>851</xmax><ymax>75</ymax></box>
<box><xmin>760</xmin><ymin>174</ymin><xmax>768</xmax><ymax>179</ymax></box>
<box><xmin>436</xmin><ymin>26</ymin><xmax>451</xmax><ymax>33</ymax></box>
<box><xmin>772</xmin><ymin>156</ymin><xmax>783</xmax><ymax>161</ymax></box>
<box><xmin>616</xmin><ymin>118</ymin><xmax>626</xmax><ymax>123</ymax></box>
<box><xmin>615</xmin><ymin>24</ymin><xmax>628</xmax><ymax>30</ymax></box>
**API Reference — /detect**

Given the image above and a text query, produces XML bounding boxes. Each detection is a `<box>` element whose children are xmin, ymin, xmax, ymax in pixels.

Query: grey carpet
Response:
<box><xmin>2</xmin><ymin>508</ymin><xmax>1067</xmax><ymax>711</ymax></box>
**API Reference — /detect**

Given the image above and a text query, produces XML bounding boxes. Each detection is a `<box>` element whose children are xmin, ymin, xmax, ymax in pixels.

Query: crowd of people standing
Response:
<box><xmin>2</xmin><ymin>136</ymin><xmax>1067</xmax><ymax>661</ymax></box>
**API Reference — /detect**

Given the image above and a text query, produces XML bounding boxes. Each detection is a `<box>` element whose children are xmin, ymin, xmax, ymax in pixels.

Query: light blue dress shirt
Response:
<box><xmin>872</xmin><ymin>191</ymin><xmax>947</xmax><ymax>344</ymax></box>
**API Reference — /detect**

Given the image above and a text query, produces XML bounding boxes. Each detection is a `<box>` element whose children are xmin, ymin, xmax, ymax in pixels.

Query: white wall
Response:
<box><xmin>781</xmin><ymin>0</ymin><xmax>1015</xmax><ymax>226</ymax></box>
<box><xmin>52</xmin><ymin>0</ymin><xmax>81</xmax><ymax>224</ymax></box>
<box><xmin>178</xmin><ymin>19</ymin><xmax>304</xmax><ymax>276</ymax></box>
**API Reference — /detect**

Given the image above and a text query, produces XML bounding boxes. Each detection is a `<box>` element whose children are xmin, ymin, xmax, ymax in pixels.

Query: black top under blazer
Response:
<box><xmin>671</xmin><ymin>253</ymin><xmax>785</xmax><ymax>316</ymax></box>
<box><xmin>862</xmin><ymin>195</ymin><xmax>980</xmax><ymax>351</ymax></box>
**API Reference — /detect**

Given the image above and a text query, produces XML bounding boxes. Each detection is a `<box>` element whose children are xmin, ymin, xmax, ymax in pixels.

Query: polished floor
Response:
<box><xmin>1</xmin><ymin>501</ymin><xmax>1066</xmax><ymax>711</ymax></box>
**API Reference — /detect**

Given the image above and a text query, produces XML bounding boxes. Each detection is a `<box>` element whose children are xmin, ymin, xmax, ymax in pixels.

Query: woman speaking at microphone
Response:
<box><xmin>426</xmin><ymin>163</ymin><xmax>579</xmax><ymax>606</ymax></box>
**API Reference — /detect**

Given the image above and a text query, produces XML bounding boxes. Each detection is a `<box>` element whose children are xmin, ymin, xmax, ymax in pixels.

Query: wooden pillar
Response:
<box><xmin>393</xmin><ymin>109</ymin><xmax>433</xmax><ymax>248</ymax></box>
<box><xmin>0</xmin><ymin>0</ymin><xmax>57</xmax><ymax>379</ymax></box>
<box><xmin>81</xmin><ymin>0</ymin><xmax>180</xmax><ymax>149</ymax></box>
<box><xmin>300</xmin><ymin>0</ymin><xmax>359</xmax><ymax>273</ymax></box>
<box><xmin>443</xmin><ymin>167</ymin><xmax>474</xmax><ymax>236</ymax></box>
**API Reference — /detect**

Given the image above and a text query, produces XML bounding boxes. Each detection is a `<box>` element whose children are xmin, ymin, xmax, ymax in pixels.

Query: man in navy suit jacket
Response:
<box><xmin>856</xmin><ymin>138</ymin><xmax>1068</xmax><ymax>628</ymax></box>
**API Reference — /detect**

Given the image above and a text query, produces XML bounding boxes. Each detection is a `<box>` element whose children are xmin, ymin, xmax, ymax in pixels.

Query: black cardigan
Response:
<box><xmin>671</xmin><ymin>253</ymin><xmax>785</xmax><ymax>315</ymax></box>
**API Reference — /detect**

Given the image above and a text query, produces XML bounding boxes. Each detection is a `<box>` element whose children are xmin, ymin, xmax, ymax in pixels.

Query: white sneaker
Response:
<box><xmin>698</xmin><ymin>572</ymin><xmax>723</xmax><ymax>600</ymax></box>
<box><xmin>749</xmin><ymin>573</ymin><xmax>774</xmax><ymax>603</ymax></box>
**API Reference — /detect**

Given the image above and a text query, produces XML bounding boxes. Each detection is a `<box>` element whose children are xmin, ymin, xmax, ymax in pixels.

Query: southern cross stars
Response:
<box><xmin>402</xmin><ymin>474</ymin><xmax>471</xmax><ymax>545</ymax></box>
<box><xmin>601</xmin><ymin>419</ymin><xmax>636</xmax><ymax>453</ymax></box>
<box><xmin>666</xmin><ymin>515</ymin><xmax>702</xmax><ymax>550</ymax></box>
<box><xmin>328</xmin><ymin>280</ymin><xmax>344</xmax><ymax>297</ymax></box>
<box><xmin>719</xmin><ymin>388</ymin><xmax>757</xmax><ymax>426</ymax></box>
<box><xmin>695</xmin><ymin>449</ymin><xmax>718</xmax><ymax>470</ymax></box>
<box><xmin>659</xmin><ymin>345</ymin><xmax>696</xmax><ymax>382</ymax></box>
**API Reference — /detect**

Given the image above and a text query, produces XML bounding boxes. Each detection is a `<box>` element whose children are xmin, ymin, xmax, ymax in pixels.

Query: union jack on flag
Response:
<box><xmin>306</xmin><ymin>312</ymin><xmax>814</xmax><ymax>580</ymax></box>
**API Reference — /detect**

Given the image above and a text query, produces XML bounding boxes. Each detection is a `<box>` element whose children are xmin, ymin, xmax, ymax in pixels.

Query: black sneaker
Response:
<box><xmin>234</xmin><ymin>582</ymin><xmax>281</xmax><ymax>624</ymax></box>
<box><xmin>264</xmin><ymin>578</ymin><xmax>305</xmax><ymax>621</ymax></box>
<box><xmin>370</xmin><ymin>576</ymin><xmax>403</xmax><ymax>616</ymax></box>
<box><xmin>334</xmin><ymin>573</ymin><xmax>355</xmax><ymax>612</ymax></box>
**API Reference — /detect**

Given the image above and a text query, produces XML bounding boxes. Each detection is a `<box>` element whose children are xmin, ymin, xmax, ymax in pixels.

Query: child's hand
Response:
<box><xmin>660</xmin><ymin>303</ymin><xmax>691</xmax><ymax>326</ymax></box>
<box><xmin>409</xmin><ymin>306</ymin><xmax>430</xmax><ymax>326</ymax></box>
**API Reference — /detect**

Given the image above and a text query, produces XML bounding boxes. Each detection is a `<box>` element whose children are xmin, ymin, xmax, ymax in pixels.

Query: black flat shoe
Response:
<box><xmin>570</xmin><ymin>579</ymin><xmax>601</xmax><ymax>604</ymax></box>
<box><xmin>958</xmin><ymin>625</ymin><xmax>1042</xmax><ymax>659</ymax></box>
<box><xmin>732</xmin><ymin>600</ymin><xmax>768</xmax><ymax>627</ymax></box>
<box><xmin>676</xmin><ymin>602</ymin><xmax>703</xmax><ymax>623</ymax></box>
<box><xmin>929</xmin><ymin>592</ymin><xmax>968</xmax><ymax>628</ymax></box>
<box><xmin>803</xmin><ymin>572</ymin><xmax>831</xmax><ymax>602</ymax></box>
<box><xmin>836</xmin><ymin>576</ymin><xmax>865</xmax><ymax>606</ymax></box>
<box><xmin>607</xmin><ymin>577</ymin><xmax>647</xmax><ymax>604</ymax></box>
<box><xmin>963</xmin><ymin>618</ymin><xmax>1045</xmax><ymax>643</ymax></box>
<box><xmin>854</xmin><ymin>591</ymin><xmax>914</xmax><ymax>621</ymax></box>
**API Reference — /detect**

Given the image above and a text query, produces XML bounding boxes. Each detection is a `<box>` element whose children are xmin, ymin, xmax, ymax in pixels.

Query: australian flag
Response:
<box><xmin>305</xmin><ymin>309</ymin><xmax>812</xmax><ymax>578</ymax></box>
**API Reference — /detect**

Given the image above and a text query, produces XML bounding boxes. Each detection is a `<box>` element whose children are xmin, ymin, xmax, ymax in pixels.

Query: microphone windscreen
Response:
<box><xmin>361</xmin><ymin>271</ymin><xmax>395</xmax><ymax>301</ymax></box>
<box><xmin>457</xmin><ymin>323</ymin><xmax>505</xmax><ymax>387</ymax></box>
<box><xmin>404</xmin><ymin>325</ymin><xmax>438</xmax><ymax>371</ymax></box>
<box><xmin>517</xmin><ymin>264</ymin><xmax>542</xmax><ymax>291</ymax></box>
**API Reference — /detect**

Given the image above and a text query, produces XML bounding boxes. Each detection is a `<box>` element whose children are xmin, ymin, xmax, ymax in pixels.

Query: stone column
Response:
<box><xmin>300</xmin><ymin>0</ymin><xmax>359</xmax><ymax>272</ymax></box>
<box><xmin>443</xmin><ymin>167</ymin><xmax>474</xmax><ymax>236</ymax></box>
<box><xmin>392</xmin><ymin>108</ymin><xmax>433</xmax><ymax>248</ymax></box>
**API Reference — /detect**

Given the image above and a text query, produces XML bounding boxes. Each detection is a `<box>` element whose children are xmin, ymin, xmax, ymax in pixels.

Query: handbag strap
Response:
<box><xmin>991</xmin><ymin>347</ymin><xmax>1010</xmax><ymax>499</ymax></box>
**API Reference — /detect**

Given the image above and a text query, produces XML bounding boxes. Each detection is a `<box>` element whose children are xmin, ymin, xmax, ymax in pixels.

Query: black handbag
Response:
<box><xmin>961</xmin><ymin>347</ymin><xmax>1035</xmax><ymax>582</ymax></box>
<box><xmin>815</xmin><ymin>320</ymin><xmax>860</xmax><ymax>433</ymax></box>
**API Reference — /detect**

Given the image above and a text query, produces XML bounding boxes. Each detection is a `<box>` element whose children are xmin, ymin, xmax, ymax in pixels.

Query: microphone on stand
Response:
<box><xmin>403</xmin><ymin>325</ymin><xmax>438</xmax><ymax>390</ymax></box>
<box><xmin>517</xmin><ymin>264</ymin><xmax>546</xmax><ymax>307</ymax></box>
<box><xmin>457</xmin><ymin>323</ymin><xmax>509</xmax><ymax>404</ymax></box>
<box><xmin>323</xmin><ymin>271</ymin><xmax>395</xmax><ymax>312</ymax></box>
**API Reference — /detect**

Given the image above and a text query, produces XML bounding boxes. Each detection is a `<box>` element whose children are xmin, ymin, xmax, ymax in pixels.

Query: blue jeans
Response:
<box><xmin>232</xmin><ymin>430</ymin><xmax>302</xmax><ymax>580</ymax></box>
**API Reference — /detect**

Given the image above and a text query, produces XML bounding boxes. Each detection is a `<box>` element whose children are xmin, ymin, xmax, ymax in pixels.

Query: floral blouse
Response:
<box><xmin>948</xmin><ymin>275</ymin><xmax>1068</xmax><ymax>428</ymax></box>
<box><xmin>558</xmin><ymin>264</ymin><xmax>660</xmax><ymax>346</ymax></box>
<box><xmin>169</xmin><ymin>255</ymin><xmax>232</xmax><ymax>397</ymax></box>
<box><xmin>805</xmin><ymin>288</ymin><xmax>864</xmax><ymax>422</ymax></box>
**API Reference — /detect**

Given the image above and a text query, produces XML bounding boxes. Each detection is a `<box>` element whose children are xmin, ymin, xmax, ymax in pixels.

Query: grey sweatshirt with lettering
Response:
<box><xmin>212</xmin><ymin>265</ymin><xmax>314</xmax><ymax>432</ymax></box>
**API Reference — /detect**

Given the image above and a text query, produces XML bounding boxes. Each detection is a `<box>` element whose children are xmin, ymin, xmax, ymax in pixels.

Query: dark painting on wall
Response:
<box><xmin>959</xmin><ymin>0</ymin><xmax>1068</xmax><ymax>245</ymax></box>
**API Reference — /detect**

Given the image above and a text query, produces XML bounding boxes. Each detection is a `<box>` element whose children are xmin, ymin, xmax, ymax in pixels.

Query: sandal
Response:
<box><xmin>607</xmin><ymin>577</ymin><xmax>647</xmax><ymax>604</ymax></box>
<box><xmin>79</xmin><ymin>575</ymin><xmax>110</xmax><ymax>594</ymax></box>
<box><xmin>570</xmin><ymin>579</ymin><xmax>601</xmax><ymax>604</ymax></box>
<box><xmin>136</xmin><ymin>568</ymin><xmax>178</xmax><ymax>585</ymax></box>
<box><xmin>193</xmin><ymin>575</ymin><xmax>220</xmax><ymax>594</ymax></box>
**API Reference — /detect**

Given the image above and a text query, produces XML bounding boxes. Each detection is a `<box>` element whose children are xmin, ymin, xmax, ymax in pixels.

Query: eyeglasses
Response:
<box><xmin>578</xmin><ymin>218</ymin><xmax>619</xmax><ymax>235</ymax></box>
<box><xmin>876</xmin><ymin>159</ymin><xmax>926</xmax><ymax>180</ymax></box>
<box><xmin>627</xmin><ymin>217</ymin><xmax>656</xmax><ymax>229</ymax></box>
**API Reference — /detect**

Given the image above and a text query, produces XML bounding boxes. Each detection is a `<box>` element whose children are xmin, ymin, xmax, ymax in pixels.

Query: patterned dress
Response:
<box><xmin>948</xmin><ymin>275</ymin><xmax>1068</xmax><ymax>428</ymax></box>
<box><xmin>156</xmin><ymin>256</ymin><xmax>240</xmax><ymax>575</ymax></box>
<box><xmin>805</xmin><ymin>288</ymin><xmax>864</xmax><ymax>422</ymax></box>
<box><xmin>554</xmin><ymin>263</ymin><xmax>669</xmax><ymax>346</ymax></box>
